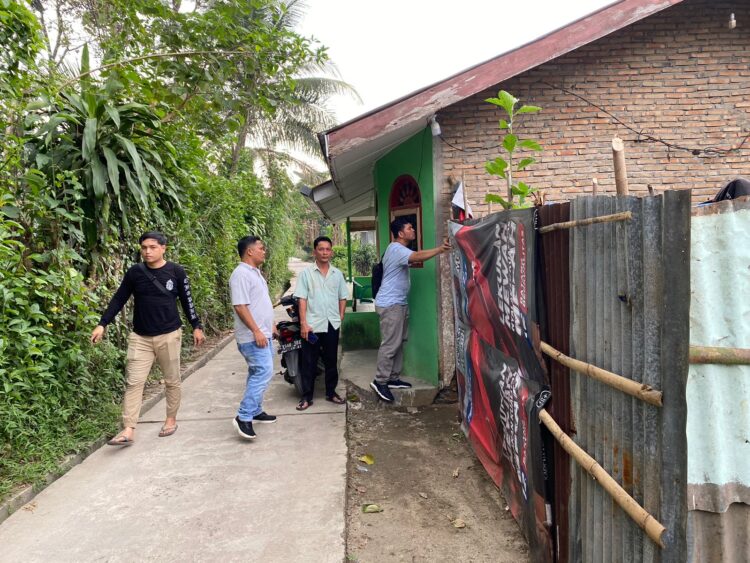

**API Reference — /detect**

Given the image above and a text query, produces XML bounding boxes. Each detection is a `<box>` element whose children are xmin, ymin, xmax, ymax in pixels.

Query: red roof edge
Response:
<box><xmin>325</xmin><ymin>0</ymin><xmax>684</xmax><ymax>156</ymax></box>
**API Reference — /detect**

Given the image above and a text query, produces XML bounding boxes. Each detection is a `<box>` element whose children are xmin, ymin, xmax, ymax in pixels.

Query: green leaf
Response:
<box><xmin>90</xmin><ymin>156</ymin><xmax>108</xmax><ymax>198</ymax></box>
<box><xmin>104</xmin><ymin>105</ymin><xmax>120</xmax><ymax>129</ymax></box>
<box><xmin>102</xmin><ymin>147</ymin><xmax>121</xmax><ymax>196</ymax></box>
<box><xmin>517</xmin><ymin>105</ymin><xmax>542</xmax><ymax>114</ymax></box>
<box><xmin>486</xmin><ymin>90</ymin><xmax>518</xmax><ymax>116</ymax></box>
<box><xmin>485</xmin><ymin>158</ymin><xmax>508</xmax><ymax>178</ymax></box>
<box><xmin>1</xmin><ymin>206</ymin><xmax>20</xmax><ymax>219</ymax></box>
<box><xmin>120</xmin><ymin>163</ymin><xmax>147</xmax><ymax>207</ymax></box>
<box><xmin>517</xmin><ymin>157</ymin><xmax>535</xmax><ymax>170</ymax></box>
<box><xmin>498</xmin><ymin>119</ymin><xmax>509</xmax><ymax>130</ymax></box>
<box><xmin>512</xmin><ymin>182</ymin><xmax>535</xmax><ymax>197</ymax></box>
<box><xmin>503</xmin><ymin>134</ymin><xmax>518</xmax><ymax>153</ymax></box>
<box><xmin>25</xmin><ymin>99</ymin><xmax>48</xmax><ymax>111</ymax></box>
<box><xmin>82</xmin><ymin>117</ymin><xmax>97</xmax><ymax>161</ymax></box>
<box><xmin>143</xmin><ymin>161</ymin><xmax>164</xmax><ymax>189</ymax></box>
<box><xmin>485</xmin><ymin>194</ymin><xmax>511</xmax><ymax>209</ymax></box>
<box><xmin>37</xmin><ymin>115</ymin><xmax>67</xmax><ymax>136</ymax></box>
<box><xmin>35</xmin><ymin>153</ymin><xmax>51</xmax><ymax>168</ymax></box>
<box><xmin>115</xmin><ymin>134</ymin><xmax>149</xmax><ymax>192</ymax></box>
<box><xmin>519</xmin><ymin>139</ymin><xmax>542</xmax><ymax>151</ymax></box>
<box><xmin>80</xmin><ymin>44</ymin><xmax>91</xmax><ymax>92</ymax></box>
<box><xmin>80</xmin><ymin>43</ymin><xmax>90</xmax><ymax>75</ymax></box>
<box><xmin>84</xmin><ymin>92</ymin><xmax>98</xmax><ymax>117</ymax></box>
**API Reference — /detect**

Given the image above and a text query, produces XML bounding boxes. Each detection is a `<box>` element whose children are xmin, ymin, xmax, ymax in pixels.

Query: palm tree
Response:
<box><xmin>228</xmin><ymin>0</ymin><xmax>360</xmax><ymax>177</ymax></box>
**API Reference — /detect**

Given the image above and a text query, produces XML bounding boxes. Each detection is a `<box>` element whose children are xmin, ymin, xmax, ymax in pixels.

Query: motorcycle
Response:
<box><xmin>276</xmin><ymin>294</ymin><xmax>305</xmax><ymax>396</ymax></box>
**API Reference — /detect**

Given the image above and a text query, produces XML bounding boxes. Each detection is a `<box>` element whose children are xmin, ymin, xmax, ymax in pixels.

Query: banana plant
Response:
<box><xmin>484</xmin><ymin>90</ymin><xmax>542</xmax><ymax>209</ymax></box>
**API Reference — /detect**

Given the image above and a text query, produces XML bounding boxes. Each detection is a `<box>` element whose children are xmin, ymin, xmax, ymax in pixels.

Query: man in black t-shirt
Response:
<box><xmin>91</xmin><ymin>232</ymin><xmax>204</xmax><ymax>446</ymax></box>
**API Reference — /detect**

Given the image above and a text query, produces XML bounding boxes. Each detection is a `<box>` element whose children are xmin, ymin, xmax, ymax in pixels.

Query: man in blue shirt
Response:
<box><xmin>371</xmin><ymin>218</ymin><xmax>451</xmax><ymax>402</ymax></box>
<box><xmin>294</xmin><ymin>236</ymin><xmax>349</xmax><ymax>410</ymax></box>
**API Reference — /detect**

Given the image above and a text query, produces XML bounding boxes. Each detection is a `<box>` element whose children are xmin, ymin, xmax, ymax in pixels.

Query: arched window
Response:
<box><xmin>389</xmin><ymin>175</ymin><xmax>422</xmax><ymax>255</ymax></box>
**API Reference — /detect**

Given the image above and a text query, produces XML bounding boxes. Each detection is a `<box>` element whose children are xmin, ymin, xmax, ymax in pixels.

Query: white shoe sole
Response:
<box><xmin>370</xmin><ymin>381</ymin><xmax>394</xmax><ymax>402</ymax></box>
<box><xmin>233</xmin><ymin>418</ymin><xmax>257</xmax><ymax>440</ymax></box>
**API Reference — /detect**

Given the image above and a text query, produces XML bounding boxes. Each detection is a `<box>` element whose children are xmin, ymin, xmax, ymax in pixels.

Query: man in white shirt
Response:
<box><xmin>229</xmin><ymin>236</ymin><xmax>278</xmax><ymax>440</ymax></box>
<box><xmin>371</xmin><ymin>218</ymin><xmax>451</xmax><ymax>402</ymax></box>
<box><xmin>294</xmin><ymin>236</ymin><xmax>349</xmax><ymax>410</ymax></box>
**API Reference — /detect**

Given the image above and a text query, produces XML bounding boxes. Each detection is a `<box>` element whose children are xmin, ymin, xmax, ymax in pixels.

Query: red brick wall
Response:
<box><xmin>437</xmin><ymin>0</ymin><xmax>750</xmax><ymax>218</ymax></box>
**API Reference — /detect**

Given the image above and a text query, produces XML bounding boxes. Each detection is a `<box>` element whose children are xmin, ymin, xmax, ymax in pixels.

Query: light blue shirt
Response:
<box><xmin>230</xmin><ymin>262</ymin><xmax>274</xmax><ymax>344</ymax></box>
<box><xmin>294</xmin><ymin>263</ymin><xmax>349</xmax><ymax>333</ymax></box>
<box><xmin>374</xmin><ymin>242</ymin><xmax>414</xmax><ymax>307</ymax></box>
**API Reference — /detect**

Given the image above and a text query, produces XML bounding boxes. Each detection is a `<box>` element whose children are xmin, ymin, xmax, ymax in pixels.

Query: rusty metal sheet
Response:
<box><xmin>538</xmin><ymin>203</ymin><xmax>573</xmax><ymax>563</ymax></box>
<box><xmin>567</xmin><ymin>192</ymin><xmax>690</xmax><ymax>562</ymax></box>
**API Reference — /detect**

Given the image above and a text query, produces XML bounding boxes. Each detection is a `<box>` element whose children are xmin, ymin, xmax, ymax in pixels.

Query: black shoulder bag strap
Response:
<box><xmin>138</xmin><ymin>262</ymin><xmax>174</xmax><ymax>298</ymax></box>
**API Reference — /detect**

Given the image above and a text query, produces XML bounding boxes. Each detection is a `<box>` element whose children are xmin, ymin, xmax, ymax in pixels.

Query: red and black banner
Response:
<box><xmin>450</xmin><ymin>210</ymin><xmax>553</xmax><ymax>561</ymax></box>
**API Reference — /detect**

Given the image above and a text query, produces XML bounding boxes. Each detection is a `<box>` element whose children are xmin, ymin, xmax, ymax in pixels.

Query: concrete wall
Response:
<box><xmin>375</xmin><ymin>130</ymin><xmax>440</xmax><ymax>385</ymax></box>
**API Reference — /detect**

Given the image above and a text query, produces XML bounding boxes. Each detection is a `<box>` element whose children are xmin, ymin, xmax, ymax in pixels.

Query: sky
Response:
<box><xmin>298</xmin><ymin>0</ymin><xmax>616</xmax><ymax>123</ymax></box>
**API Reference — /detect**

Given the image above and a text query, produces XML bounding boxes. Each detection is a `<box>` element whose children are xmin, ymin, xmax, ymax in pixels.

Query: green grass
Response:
<box><xmin>0</xmin><ymin>403</ymin><xmax>121</xmax><ymax>502</ymax></box>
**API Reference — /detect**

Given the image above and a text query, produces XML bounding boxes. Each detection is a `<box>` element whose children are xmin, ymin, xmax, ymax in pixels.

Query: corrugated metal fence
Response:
<box><xmin>687</xmin><ymin>197</ymin><xmax>750</xmax><ymax>562</ymax></box>
<box><xmin>538</xmin><ymin>192</ymin><xmax>691</xmax><ymax>562</ymax></box>
<box><xmin>452</xmin><ymin>192</ymin><xmax>692</xmax><ymax>561</ymax></box>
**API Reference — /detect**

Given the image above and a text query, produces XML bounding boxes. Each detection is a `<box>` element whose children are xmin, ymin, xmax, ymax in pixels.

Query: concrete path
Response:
<box><xmin>0</xmin><ymin>258</ymin><xmax>347</xmax><ymax>562</ymax></box>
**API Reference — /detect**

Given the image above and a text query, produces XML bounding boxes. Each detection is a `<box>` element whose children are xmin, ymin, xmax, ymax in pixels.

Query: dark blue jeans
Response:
<box><xmin>300</xmin><ymin>322</ymin><xmax>340</xmax><ymax>402</ymax></box>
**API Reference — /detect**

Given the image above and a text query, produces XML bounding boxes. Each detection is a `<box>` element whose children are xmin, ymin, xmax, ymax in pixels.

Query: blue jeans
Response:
<box><xmin>237</xmin><ymin>341</ymin><xmax>274</xmax><ymax>421</ymax></box>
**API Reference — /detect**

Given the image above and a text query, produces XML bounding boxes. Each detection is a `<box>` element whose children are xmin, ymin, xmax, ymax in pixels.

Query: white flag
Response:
<box><xmin>451</xmin><ymin>182</ymin><xmax>474</xmax><ymax>218</ymax></box>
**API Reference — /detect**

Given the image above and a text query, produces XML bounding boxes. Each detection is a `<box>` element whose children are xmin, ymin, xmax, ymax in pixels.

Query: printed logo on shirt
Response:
<box><xmin>166</xmin><ymin>279</ymin><xmax>174</xmax><ymax>291</ymax></box>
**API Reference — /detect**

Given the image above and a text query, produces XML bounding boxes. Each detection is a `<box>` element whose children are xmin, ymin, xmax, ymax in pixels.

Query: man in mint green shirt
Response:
<box><xmin>293</xmin><ymin>236</ymin><xmax>349</xmax><ymax>410</ymax></box>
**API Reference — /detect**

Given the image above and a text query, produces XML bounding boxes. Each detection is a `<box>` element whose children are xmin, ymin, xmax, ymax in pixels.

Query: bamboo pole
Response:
<box><xmin>592</xmin><ymin>177</ymin><xmax>599</xmax><ymax>196</ymax></box>
<box><xmin>540</xmin><ymin>341</ymin><xmax>663</xmax><ymax>406</ymax></box>
<box><xmin>689</xmin><ymin>345</ymin><xmax>750</xmax><ymax>365</ymax></box>
<box><xmin>539</xmin><ymin>211</ymin><xmax>632</xmax><ymax>235</ymax></box>
<box><xmin>539</xmin><ymin>409</ymin><xmax>666</xmax><ymax>548</ymax></box>
<box><xmin>612</xmin><ymin>136</ymin><xmax>629</xmax><ymax>195</ymax></box>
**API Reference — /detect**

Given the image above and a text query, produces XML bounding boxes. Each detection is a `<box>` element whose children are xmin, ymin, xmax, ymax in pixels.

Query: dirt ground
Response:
<box><xmin>345</xmin><ymin>395</ymin><xmax>529</xmax><ymax>563</ymax></box>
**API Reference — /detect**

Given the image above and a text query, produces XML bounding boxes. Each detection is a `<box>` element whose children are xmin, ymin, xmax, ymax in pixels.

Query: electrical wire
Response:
<box><xmin>435</xmin><ymin>82</ymin><xmax>750</xmax><ymax>158</ymax></box>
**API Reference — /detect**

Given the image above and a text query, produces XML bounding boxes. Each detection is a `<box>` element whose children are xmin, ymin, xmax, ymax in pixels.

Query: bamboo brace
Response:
<box><xmin>538</xmin><ymin>211</ymin><xmax>632</xmax><ymax>235</ymax></box>
<box><xmin>689</xmin><ymin>345</ymin><xmax>750</xmax><ymax>365</ymax></box>
<box><xmin>539</xmin><ymin>409</ymin><xmax>666</xmax><ymax>548</ymax></box>
<box><xmin>540</xmin><ymin>341</ymin><xmax>663</xmax><ymax>407</ymax></box>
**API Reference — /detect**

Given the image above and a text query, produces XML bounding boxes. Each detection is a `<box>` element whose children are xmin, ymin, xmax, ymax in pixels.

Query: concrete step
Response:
<box><xmin>340</xmin><ymin>349</ymin><xmax>439</xmax><ymax>408</ymax></box>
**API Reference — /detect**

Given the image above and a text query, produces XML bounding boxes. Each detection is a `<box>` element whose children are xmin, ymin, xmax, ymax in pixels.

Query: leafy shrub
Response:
<box><xmin>352</xmin><ymin>243</ymin><xmax>377</xmax><ymax>276</ymax></box>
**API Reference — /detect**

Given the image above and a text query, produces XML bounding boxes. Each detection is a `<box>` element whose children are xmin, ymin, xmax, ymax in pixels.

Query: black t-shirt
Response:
<box><xmin>98</xmin><ymin>261</ymin><xmax>202</xmax><ymax>336</ymax></box>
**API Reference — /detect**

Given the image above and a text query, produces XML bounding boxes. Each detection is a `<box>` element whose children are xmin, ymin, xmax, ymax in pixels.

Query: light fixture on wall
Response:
<box><xmin>728</xmin><ymin>13</ymin><xmax>736</xmax><ymax>29</ymax></box>
<box><xmin>429</xmin><ymin>116</ymin><xmax>442</xmax><ymax>137</ymax></box>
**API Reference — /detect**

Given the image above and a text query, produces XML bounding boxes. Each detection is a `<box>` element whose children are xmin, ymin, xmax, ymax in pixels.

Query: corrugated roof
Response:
<box><xmin>313</xmin><ymin>0</ymin><xmax>685</xmax><ymax>222</ymax></box>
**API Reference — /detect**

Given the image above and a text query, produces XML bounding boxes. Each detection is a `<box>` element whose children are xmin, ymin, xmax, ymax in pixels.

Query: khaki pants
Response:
<box><xmin>122</xmin><ymin>328</ymin><xmax>182</xmax><ymax>428</ymax></box>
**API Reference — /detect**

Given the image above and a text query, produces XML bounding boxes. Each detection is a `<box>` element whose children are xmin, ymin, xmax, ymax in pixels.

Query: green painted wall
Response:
<box><xmin>374</xmin><ymin>129</ymin><xmax>439</xmax><ymax>385</ymax></box>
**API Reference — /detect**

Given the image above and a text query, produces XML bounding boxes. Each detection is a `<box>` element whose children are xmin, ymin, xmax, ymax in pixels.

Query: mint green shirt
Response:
<box><xmin>294</xmin><ymin>263</ymin><xmax>349</xmax><ymax>333</ymax></box>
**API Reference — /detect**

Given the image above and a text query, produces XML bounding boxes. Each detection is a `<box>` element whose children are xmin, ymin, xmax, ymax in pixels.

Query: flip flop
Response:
<box><xmin>326</xmin><ymin>394</ymin><xmax>346</xmax><ymax>405</ymax></box>
<box><xmin>107</xmin><ymin>436</ymin><xmax>134</xmax><ymax>447</ymax></box>
<box><xmin>158</xmin><ymin>425</ymin><xmax>178</xmax><ymax>437</ymax></box>
<box><xmin>296</xmin><ymin>399</ymin><xmax>313</xmax><ymax>411</ymax></box>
